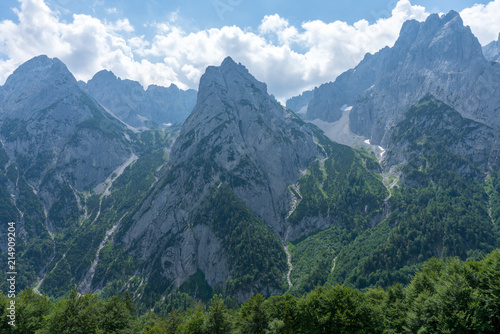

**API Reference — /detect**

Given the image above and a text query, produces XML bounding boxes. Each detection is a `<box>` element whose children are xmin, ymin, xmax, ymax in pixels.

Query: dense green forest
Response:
<box><xmin>287</xmin><ymin>97</ymin><xmax>500</xmax><ymax>296</ymax></box>
<box><xmin>1</xmin><ymin>248</ymin><xmax>499</xmax><ymax>333</ymax></box>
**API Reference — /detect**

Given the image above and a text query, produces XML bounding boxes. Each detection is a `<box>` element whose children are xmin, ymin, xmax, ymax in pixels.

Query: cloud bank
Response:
<box><xmin>0</xmin><ymin>0</ymin><xmax>499</xmax><ymax>101</ymax></box>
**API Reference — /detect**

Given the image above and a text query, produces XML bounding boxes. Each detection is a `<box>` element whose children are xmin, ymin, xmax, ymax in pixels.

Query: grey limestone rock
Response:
<box><xmin>123</xmin><ymin>57</ymin><xmax>324</xmax><ymax>298</ymax></box>
<box><xmin>306</xmin><ymin>11</ymin><xmax>500</xmax><ymax>146</ymax></box>
<box><xmin>81</xmin><ymin>70</ymin><xmax>197</xmax><ymax>129</ymax></box>
<box><xmin>286</xmin><ymin>89</ymin><xmax>314</xmax><ymax>118</ymax></box>
<box><xmin>0</xmin><ymin>55</ymin><xmax>132</xmax><ymax>209</ymax></box>
<box><xmin>483</xmin><ymin>33</ymin><xmax>500</xmax><ymax>63</ymax></box>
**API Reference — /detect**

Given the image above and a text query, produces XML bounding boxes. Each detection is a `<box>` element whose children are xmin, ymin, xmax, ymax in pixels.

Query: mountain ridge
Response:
<box><xmin>483</xmin><ymin>33</ymin><xmax>500</xmax><ymax>63</ymax></box>
<box><xmin>80</xmin><ymin>69</ymin><xmax>197</xmax><ymax>130</ymax></box>
<box><xmin>306</xmin><ymin>11</ymin><xmax>500</xmax><ymax>146</ymax></box>
<box><xmin>0</xmin><ymin>9</ymin><xmax>499</xmax><ymax>313</ymax></box>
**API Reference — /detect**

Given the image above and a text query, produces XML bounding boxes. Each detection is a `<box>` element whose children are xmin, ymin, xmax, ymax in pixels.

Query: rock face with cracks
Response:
<box><xmin>123</xmin><ymin>57</ymin><xmax>325</xmax><ymax>300</ymax></box>
<box><xmin>0</xmin><ymin>55</ymin><xmax>132</xmax><ymax>212</ymax></box>
<box><xmin>307</xmin><ymin>11</ymin><xmax>500</xmax><ymax>146</ymax></box>
<box><xmin>483</xmin><ymin>33</ymin><xmax>500</xmax><ymax>63</ymax></box>
<box><xmin>81</xmin><ymin>70</ymin><xmax>197</xmax><ymax>129</ymax></box>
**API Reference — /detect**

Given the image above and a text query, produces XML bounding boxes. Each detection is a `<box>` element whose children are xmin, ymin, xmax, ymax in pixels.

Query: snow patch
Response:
<box><xmin>340</xmin><ymin>104</ymin><xmax>353</xmax><ymax>112</ymax></box>
<box><xmin>378</xmin><ymin>146</ymin><xmax>386</xmax><ymax>158</ymax></box>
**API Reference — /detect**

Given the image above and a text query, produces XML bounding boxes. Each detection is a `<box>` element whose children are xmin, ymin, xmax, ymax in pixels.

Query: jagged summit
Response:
<box><xmin>306</xmin><ymin>10</ymin><xmax>500</xmax><ymax>146</ymax></box>
<box><xmin>0</xmin><ymin>55</ymin><xmax>79</xmax><ymax>115</ymax></box>
<box><xmin>195</xmin><ymin>57</ymin><xmax>268</xmax><ymax>108</ymax></box>
<box><xmin>91</xmin><ymin>69</ymin><xmax>118</xmax><ymax>81</ymax></box>
<box><xmin>172</xmin><ymin>57</ymin><xmax>317</xmax><ymax>184</ymax></box>
<box><xmin>81</xmin><ymin>67</ymin><xmax>197</xmax><ymax>128</ymax></box>
<box><xmin>393</xmin><ymin>10</ymin><xmax>483</xmax><ymax>68</ymax></box>
<box><xmin>9</xmin><ymin>55</ymin><xmax>70</xmax><ymax>78</ymax></box>
<box><xmin>220</xmin><ymin>55</ymin><xmax>237</xmax><ymax>67</ymax></box>
<box><xmin>483</xmin><ymin>33</ymin><xmax>500</xmax><ymax>62</ymax></box>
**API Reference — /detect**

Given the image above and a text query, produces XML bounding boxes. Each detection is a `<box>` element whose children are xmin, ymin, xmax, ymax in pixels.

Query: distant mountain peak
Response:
<box><xmin>395</xmin><ymin>10</ymin><xmax>480</xmax><ymax>55</ymax></box>
<box><xmin>92</xmin><ymin>69</ymin><xmax>118</xmax><ymax>81</ymax></box>
<box><xmin>17</xmin><ymin>54</ymin><xmax>65</xmax><ymax>69</ymax></box>
<box><xmin>82</xmin><ymin>67</ymin><xmax>197</xmax><ymax>128</ymax></box>
<box><xmin>442</xmin><ymin>10</ymin><xmax>461</xmax><ymax>22</ymax></box>
<box><xmin>483</xmin><ymin>32</ymin><xmax>500</xmax><ymax>63</ymax></box>
<box><xmin>5</xmin><ymin>55</ymin><xmax>75</xmax><ymax>88</ymax></box>
<box><xmin>221</xmin><ymin>56</ymin><xmax>237</xmax><ymax>67</ymax></box>
<box><xmin>195</xmin><ymin>58</ymin><xmax>268</xmax><ymax>112</ymax></box>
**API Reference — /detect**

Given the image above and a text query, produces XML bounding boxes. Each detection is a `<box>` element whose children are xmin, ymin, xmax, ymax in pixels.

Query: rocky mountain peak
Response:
<box><xmin>196</xmin><ymin>57</ymin><xmax>268</xmax><ymax>108</ymax></box>
<box><xmin>8</xmin><ymin>55</ymin><xmax>72</xmax><ymax>81</ymax></box>
<box><xmin>81</xmin><ymin>68</ymin><xmax>196</xmax><ymax>128</ymax></box>
<box><xmin>0</xmin><ymin>55</ymin><xmax>131</xmax><ymax>197</ymax></box>
<box><xmin>91</xmin><ymin>69</ymin><xmax>119</xmax><ymax>82</ymax></box>
<box><xmin>483</xmin><ymin>33</ymin><xmax>500</xmax><ymax>63</ymax></box>
<box><xmin>306</xmin><ymin>11</ymin><xmax>499</xmax><ymax>146</ymax></box>
<box><xmin>125</xmin><ymin>56</ymin><xmax>323</xmax><ymax>269</ymax></box>
<box><xmin>394</xmin><ymin>10</ymin><xmax>484</xmax><ymax>68</ymax></box>
<box><xmin>0</xmin><ymin>55</ymin><xmax>79</xmax><ymax>115</ymax></box>
<box><xmin>171</xmin><ymin>56</ymin><xmax>316</xmax><ymax>184</ymax></box>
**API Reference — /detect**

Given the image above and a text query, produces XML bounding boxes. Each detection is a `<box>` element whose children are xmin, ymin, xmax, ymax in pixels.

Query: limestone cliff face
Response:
<box><xmin>0</xmin><ymin>56</ymin><xmax>136</xmax><ymax>293</ymax></box>
<box><xmin>307</xmin><ymin>11</ymin><xmax>500</xmax><ymax>146</ymax></box>
<box><xmin>81</xmin><ymin>70</ymin><xmax>197</xmax><ymax>129</ymax></box>
<box><xmin>122</xmin><ymin>57</ymin><xmax>324</xmax><ymax>299</ymax></box>
<box><xmin>483</xmin><ymin>33</ymin><xmax>500</xmax><ymax>63</ymax></box>
<box><xmin>0</xmin><ymin>55</ymin><xmax>132</xmax><ymax>216</ymax></box>
<box><xmin>286</xmin><ymin>89</ymin><xmax>314</xmax><ymax>118</ymax></box>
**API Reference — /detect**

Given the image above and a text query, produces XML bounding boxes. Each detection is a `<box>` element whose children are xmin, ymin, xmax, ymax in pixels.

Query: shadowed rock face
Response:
<box><xmin>384</xmin><ymin>95</ymin><xmax>499</xmax><ymax>177</ymax></box>
<box><xmin>286</xmin><ymin>89</ymin><xmax>314</xmax><ymax>117</ymax></box>
<box><xmin>307</xmin><ymin>11</ymin><xmax>500</xmax><ymax>146</ymax></box>
<box><xmin>81</xmin><ymin>70</ymin><xmax>197</xmax><ymax>129</ymax></box>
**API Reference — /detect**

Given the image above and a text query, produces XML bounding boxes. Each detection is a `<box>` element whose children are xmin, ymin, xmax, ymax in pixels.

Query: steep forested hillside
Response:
<box><xmin>2</xmin><ymin>248</ymin><xmax>499</xmax><ymax>333</ymax></box>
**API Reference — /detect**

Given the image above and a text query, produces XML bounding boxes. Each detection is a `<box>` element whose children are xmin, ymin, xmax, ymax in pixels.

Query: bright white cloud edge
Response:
<box><xmin>0</xmin><ymin>0</ymin><xmax>499</xmax><ymax>102</ymax></box>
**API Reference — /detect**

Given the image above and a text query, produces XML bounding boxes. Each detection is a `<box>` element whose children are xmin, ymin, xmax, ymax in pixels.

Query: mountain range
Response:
<box><xmin>80</xmin><ymin>70</ymin><xmax>197</xmax><ymax>129</ymax></box>
<box><xmin>1</xmin><ymin>10</ymin><xmax>499</xmax><ymax>312</ymax></box>
<box><xmin>294</xmin><ymin>11</ymin><xmax>500</xmax><ymax>149</ymax></box>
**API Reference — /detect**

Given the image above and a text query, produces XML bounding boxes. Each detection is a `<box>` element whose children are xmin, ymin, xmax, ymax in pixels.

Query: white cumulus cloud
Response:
<box><xmin>130</xmin><ymin>0</ymin><xmax>430</xmax><ymax>100</ymax></box>
<box><xmin>0</xmin><ymin>0</ymin><xmax>499</xmax><ymax>102</ymax></box>
<box><xmin>460</xmin><ymin>0</ymin><xmax>500</xmax><ymax>44</ymax></box>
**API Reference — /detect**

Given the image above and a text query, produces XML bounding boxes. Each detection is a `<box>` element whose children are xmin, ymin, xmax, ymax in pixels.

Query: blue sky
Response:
<box><xmin>1</xmin><ymin>1</ymin><xmax>490</xmax><ymax>39</ymax></box>
<box><xmin>0</xmin><ymin>0</ymin><xmax>499</xmax><ymax>101</ymax></box>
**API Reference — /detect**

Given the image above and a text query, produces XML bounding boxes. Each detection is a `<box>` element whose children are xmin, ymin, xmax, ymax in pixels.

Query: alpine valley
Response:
<box><xmin>1</xmin><ymin>9</ymin><xmax>500</xmax><ymax>326</ymax></box>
